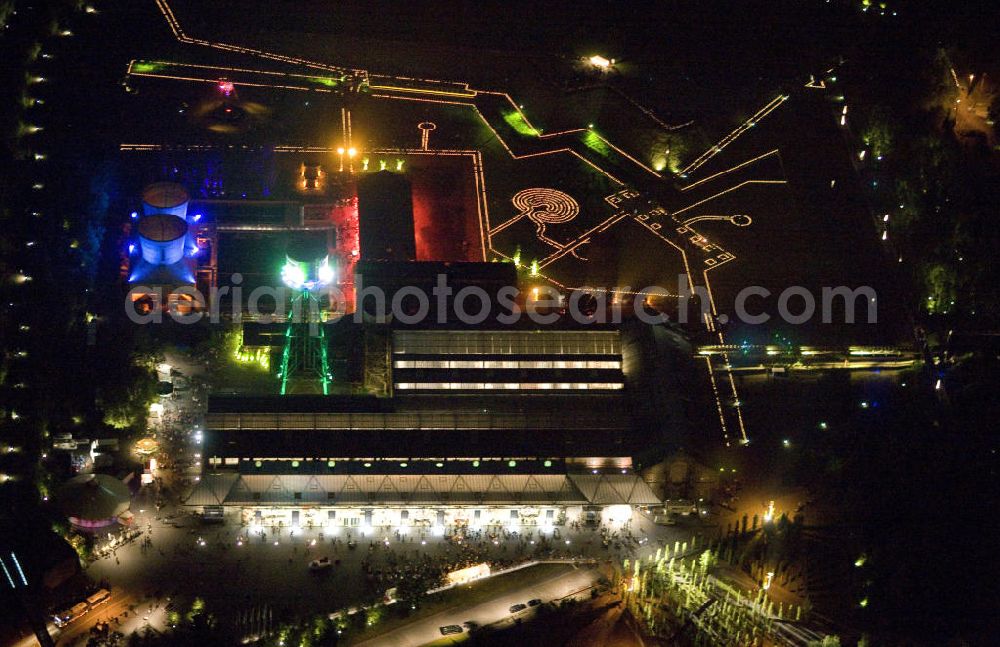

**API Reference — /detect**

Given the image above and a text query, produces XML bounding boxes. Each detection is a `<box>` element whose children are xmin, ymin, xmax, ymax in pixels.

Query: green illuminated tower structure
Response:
<box><xmin>276</xmin><ymin>250</ymin><xmax>335</xmax><ymax>395</ymax></box>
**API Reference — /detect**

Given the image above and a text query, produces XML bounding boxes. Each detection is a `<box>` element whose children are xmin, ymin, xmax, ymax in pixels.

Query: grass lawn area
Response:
<box><xmin>349</xmin><ymin>563</ymin><xmax>572</xmax><ymax>644</ymax></box>
<box><xmin>211</xmin><ymin>361</ymin><xmax>277</xmax><ymax>394</ymax></box>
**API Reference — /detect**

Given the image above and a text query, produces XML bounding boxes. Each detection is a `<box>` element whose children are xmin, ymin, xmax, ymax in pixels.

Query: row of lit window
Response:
<box><xmin>394</xmin><ymin>360</ymin><xmax>621</xmax><ymax>370</ymax></box>
<box><xmin>395</xmin><ymin>382</ymin><xmax>624</xmax><ymax>390</ymax></box>
<box><xmin>206</xmin><ymin>412</ymin><xmax>627</xmax><ymax>431</ymax></box>
<box><xmin>392</xmin><ymin>331</ymin><xmax>620</xmax><ymax>356</ymax></box>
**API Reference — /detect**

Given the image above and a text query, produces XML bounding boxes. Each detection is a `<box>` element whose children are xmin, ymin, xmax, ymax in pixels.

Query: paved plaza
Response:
<box><xmin>83</xmin><ymin>501</ymin><xmax>708</xmax><ymax>626</ymax></box>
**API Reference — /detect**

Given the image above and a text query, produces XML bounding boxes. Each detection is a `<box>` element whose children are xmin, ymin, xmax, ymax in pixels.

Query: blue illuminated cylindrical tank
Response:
<box><xmin>137</xmin><ymin>213</ymin><xmax>188</xmax><ymax>265</ymax></box>
<box><xmin>142</xmin><ymin>182</ymin><xmax>190</xmax><ymax>218</ymax></box>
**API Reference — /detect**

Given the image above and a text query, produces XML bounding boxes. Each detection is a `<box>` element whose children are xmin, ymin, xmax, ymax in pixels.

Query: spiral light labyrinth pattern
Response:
<box><xmin>511</xmin><ymin>188</ymin><xmax>580</xmax><ymax>225</ymax></box>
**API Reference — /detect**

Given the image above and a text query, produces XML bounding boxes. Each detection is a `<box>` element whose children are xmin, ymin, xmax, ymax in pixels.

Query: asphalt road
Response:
<box><xmin>11</xmin><ymin>588</ymin><xmax>142</xmax><ymax>647</ymax></box>
<box><xmin>355</xmin><ymin>564</ymin><xmax>601</xmax><ymax>647</ymax></box>
<box><xmin>55</xmin><ymin>589</ymin><xmax>169</xmax><ymax>647</ymax></box>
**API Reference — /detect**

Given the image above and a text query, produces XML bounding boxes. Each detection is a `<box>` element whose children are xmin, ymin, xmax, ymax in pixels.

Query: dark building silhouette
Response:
<box><xmin>357</xmin><ymin>171</ymin><xmax>416</xmax><ymax>261</ymax></box>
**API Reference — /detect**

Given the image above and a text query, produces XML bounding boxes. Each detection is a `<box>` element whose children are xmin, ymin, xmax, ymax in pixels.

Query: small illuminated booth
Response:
<box><xmin>135</xmin><ymin>438</ymin><xmax>159</xmax><ymax>456</ymax></box>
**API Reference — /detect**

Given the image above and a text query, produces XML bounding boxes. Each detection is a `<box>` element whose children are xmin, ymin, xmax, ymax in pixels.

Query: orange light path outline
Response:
<box><xmin>143</xmin><ymin>0</ymin><xmax>800</xmax><ymax>447</ymax></box>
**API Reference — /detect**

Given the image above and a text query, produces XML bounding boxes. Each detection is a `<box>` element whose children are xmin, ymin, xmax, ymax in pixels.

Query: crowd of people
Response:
<box><xmin>350</xmin><ymin>521</ymin><xmax>645</xmax><ymax>599</ymax></box>
<box><xmin>91</xmin><ymin>527</ymin><xmax>146</xmax><ymax>563</ymax></box>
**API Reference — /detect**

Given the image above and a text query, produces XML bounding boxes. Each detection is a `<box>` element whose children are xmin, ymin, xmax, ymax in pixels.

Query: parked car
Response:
<box><xmin>509</xmin><ymin>603</ymin><xmax>527</xmax><ymax>613</ymax></box>
<box><xmin>439</xmin><ymin>625</ymin><xmax>463</xmax><ymax>635</ymax></box>
<box><xmin>309</xmin><ymin>557</ymin><xmax>332</xmax><ymax>571</ymax></box>
<box><xmin>527</xmin><ymin>598</ymin><xmax>542</xmax><ymax>607</ymax></box>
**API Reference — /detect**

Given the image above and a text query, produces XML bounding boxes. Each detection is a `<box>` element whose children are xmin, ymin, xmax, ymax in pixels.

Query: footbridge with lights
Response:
<box><xmin>696</xmin><ymin>344</ymin><xmax>920</xmax><ymax>374</ymax></box>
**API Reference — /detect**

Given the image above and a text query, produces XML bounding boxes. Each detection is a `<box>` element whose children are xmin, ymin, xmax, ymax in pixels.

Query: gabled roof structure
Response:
<box><xmin>187</xmin><ymin>471</ymin><xmax>660</xmax><ymax>507</ymax></box>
